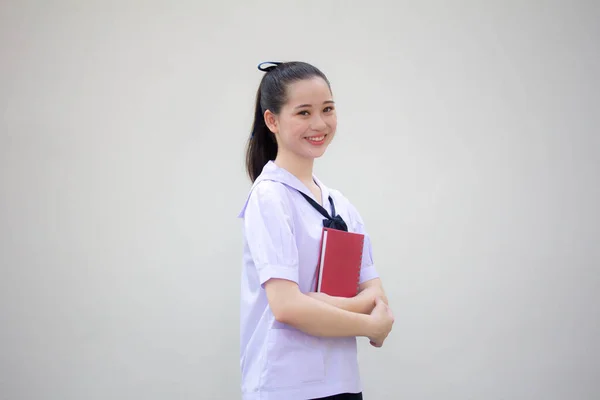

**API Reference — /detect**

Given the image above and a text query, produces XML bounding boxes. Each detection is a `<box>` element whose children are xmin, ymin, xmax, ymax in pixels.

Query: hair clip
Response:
<box><xmin>257</xmin><ymin>61</ymin><xmax>282</xmax><ymax>72</ymax></box>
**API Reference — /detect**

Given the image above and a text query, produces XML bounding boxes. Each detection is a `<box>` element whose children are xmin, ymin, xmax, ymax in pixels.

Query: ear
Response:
<box><xmin>264</xmin><ymin>110</ymin><xmax>278</xmax><ymax>134</ymax></box>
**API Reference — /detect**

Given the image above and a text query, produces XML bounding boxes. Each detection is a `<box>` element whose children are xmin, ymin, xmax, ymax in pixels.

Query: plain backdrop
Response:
<box><xmin>1</xmin><ymin>1</ymin><xmax>599</xmax><ymax>399</ymax></box>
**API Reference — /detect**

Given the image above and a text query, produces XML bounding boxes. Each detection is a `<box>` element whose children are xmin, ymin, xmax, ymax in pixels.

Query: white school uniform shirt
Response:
<box><xmin>238</xmin><ymin>161</ymin><xmax>379</xmax><ymax>400</ymax></box>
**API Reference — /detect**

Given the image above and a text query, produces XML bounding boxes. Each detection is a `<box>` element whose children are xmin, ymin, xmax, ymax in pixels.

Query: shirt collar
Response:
<box><xmin>238</xmin><ymin>160</ymin><xmax>330</xmax><ymax>218</ymax></box>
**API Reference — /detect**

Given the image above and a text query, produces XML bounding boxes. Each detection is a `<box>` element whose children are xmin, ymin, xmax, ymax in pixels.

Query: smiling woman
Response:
<box><xmin>245</xmin><ymin>62</ymin><xmax>338</xmax><ymax>184</ymax></box>
<box><xmin>238</xmin><ymin>61</ymin><xmax>394</xmax><ymax>400</ymax></box>
<box><xmin>293</xmin><ymin>99</ymin><xmax>336</xmax><ymax>146</ymax></box>
<box><xmin>264</xmin><ymin>75</ymin><xmax>337</xmax><ymax>165</ymax></box>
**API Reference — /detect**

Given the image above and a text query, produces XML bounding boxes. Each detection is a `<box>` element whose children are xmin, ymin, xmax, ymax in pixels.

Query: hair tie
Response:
<box><xmin>258</xmin><ymin>61</ymin><xmax>282</xmax><ymax>72</ymax></box>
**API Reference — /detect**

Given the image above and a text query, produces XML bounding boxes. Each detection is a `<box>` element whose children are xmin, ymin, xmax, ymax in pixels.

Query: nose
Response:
<box><xmin>310</xmin><ymin>114</ymin><xmax>327</xmax><ymax>131</ymax></box>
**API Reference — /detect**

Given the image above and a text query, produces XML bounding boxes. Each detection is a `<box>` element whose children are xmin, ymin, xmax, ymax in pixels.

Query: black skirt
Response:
<box><xmin>313</xmin><ymin>393</ymin><xmax>363</xmax><ymax>400</ymax></box>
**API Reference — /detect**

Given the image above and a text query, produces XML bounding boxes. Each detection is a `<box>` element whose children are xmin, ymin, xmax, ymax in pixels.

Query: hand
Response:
<box><xmin>368</xmin><ymin>297</ymin><xmax>394</xmax><ymax>347</ymax></box>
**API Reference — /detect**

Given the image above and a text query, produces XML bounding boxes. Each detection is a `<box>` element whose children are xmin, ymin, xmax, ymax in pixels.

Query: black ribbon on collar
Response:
<box><xmin>298</xmin><ymin>192</ymin><xmax>348</xmax><ymax>232</ymax></box>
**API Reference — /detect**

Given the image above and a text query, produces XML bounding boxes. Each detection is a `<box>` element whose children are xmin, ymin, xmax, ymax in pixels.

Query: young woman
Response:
<box><xmin>238</xmin><ymin>61</ymin><xmax>395</xmax><ymax>400</ymax></box>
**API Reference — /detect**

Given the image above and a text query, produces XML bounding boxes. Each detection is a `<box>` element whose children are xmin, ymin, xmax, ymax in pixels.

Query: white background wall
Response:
<box><xmin>1</xmin><ymin>1</ymin><xmax>599</xmax><ymax>399</ymax></box>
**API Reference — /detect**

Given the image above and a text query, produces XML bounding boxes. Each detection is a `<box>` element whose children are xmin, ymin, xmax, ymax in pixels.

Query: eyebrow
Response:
<box><xmin>294</xmin><ymin>100</ymin><xmax>335</xmax><ymax>110</ymax></box>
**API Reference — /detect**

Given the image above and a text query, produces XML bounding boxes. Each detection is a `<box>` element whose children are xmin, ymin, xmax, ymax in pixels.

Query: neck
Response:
<box><xmin>274</xmin><ymin>149</ymin><xmax>315</xmax><ymax>185</ymax></box>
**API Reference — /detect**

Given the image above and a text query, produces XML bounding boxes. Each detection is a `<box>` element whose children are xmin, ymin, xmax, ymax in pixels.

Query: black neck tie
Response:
<box><xmin>298</xmin><ymin>192</ymin><xmax>349</xmax><ymax>232</ymax></box>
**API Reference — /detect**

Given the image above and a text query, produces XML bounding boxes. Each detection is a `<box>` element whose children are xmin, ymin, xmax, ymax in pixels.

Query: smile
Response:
<box><xmin>305</xmin><ymin>134</ymin><xmax>327</xmax><ymax>145</ymax></box>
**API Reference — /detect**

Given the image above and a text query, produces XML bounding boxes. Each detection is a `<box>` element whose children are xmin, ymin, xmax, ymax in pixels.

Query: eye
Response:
<box><xmin>323</xmin><ymin>106</ymin><xmax>334</xmax><ymax>113</ymax></box>
<box><xmin>298</xmin><ymin>110</ymin><xmax>310</xmax><ymax>116</ymax></box>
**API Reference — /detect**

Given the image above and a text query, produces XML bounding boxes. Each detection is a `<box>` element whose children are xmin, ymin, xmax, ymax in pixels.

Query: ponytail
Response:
<box><xmin>244</xmin><ymin>61</ymin><xmax>331</xmax><ymax>182</ymax></box>
<box><xmin>245</xmin><ymin>86</ymin><xmax>278</xmax><ymax>182</ymax></box>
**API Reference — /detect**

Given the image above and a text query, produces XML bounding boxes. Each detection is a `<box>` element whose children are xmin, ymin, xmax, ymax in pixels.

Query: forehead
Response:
<box><xmin>285</xmin><ymin>77</ymin><xmax>332</xmax><ymax>106</ymax></box>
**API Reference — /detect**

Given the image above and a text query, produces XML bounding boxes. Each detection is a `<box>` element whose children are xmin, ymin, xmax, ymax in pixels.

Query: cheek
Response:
<box><xmin>327</xmin><ymin>115</ymin><xmax>338</xmax><ymax>131</ymax></box>
<box><xmin>286</xmin><ymin>119</ymin><xmax>310</xmax><ymax>138</ymax></box>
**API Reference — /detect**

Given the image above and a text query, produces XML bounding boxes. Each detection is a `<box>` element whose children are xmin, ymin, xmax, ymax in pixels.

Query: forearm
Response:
<box><xmin>363</xmin><ymin>285</ymin><xmax>389</xmax><ymax>307</ymax></box>
<box><xmin>275</xmin><ymin>292</ymin><xmax>373</xmax><ymax>338</ymax></box>
<box><xmin>316</xmin><ymin>290</ymin><xmax>376</xmax><ymax>314</ymax></box>
<box><xmin>313</xmin><ymin>286</ymin><xmax>388</xmax><ymax>314</ymax></box>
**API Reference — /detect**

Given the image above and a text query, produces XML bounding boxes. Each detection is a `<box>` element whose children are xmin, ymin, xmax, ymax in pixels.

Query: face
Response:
<box><xmin>265</xmin><ymin>77</ymin><xmax>337</xmax><ymax>160</ymax></box>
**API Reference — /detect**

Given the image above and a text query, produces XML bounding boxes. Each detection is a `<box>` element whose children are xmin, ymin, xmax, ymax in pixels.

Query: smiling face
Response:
<box><xmin>264</xmin><ymin>77</ymin><xmax>337</xmax><ymax>160</ymax></box>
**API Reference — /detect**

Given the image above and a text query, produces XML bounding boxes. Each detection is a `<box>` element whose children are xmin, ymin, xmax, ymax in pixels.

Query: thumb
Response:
<box><xmin>387</xmin><ymin>306</ymin><xmax>394</xmax><ymax>319</ymax></box>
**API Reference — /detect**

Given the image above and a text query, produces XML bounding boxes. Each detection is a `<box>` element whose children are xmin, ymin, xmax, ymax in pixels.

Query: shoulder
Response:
<box><xmin>329</xmin><ymin>188</ymin><xmax>357</xmax><ymax>213</ymax></box>
<box><xmin>328</xmin><ymin>188</ymin><xmax>351</xmax><ymax>207</ymax></box>
<box><xmin>238</xmin><ymin>179</ymin><xmax>294</xmax><ymax>219</ymax></box>
<box><xmin>252</xmin><ymin>179</ymin><xmax>289</xmax><ymax>200</ymax></box>
<box><xmin>328</xmin><ymin>188</ymin><xmax>366</xmax><ymax>227</ymax></box>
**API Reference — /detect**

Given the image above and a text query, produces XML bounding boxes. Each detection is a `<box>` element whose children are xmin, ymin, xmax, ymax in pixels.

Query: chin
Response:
<box><xmin>304</xmin><ymin>147</ymin><xmax>329</xmax><ymax>159</ymax></box>
<box><xmin>303</xmin><ymin>137</ymin><xmax>333</xmax><ymax>158</ymax></box>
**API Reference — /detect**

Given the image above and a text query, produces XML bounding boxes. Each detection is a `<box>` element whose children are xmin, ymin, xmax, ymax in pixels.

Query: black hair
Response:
<box><xmin>245</xmin><ymin>61</ymin><xmax>331</xmax><ymax>182</ymax></box>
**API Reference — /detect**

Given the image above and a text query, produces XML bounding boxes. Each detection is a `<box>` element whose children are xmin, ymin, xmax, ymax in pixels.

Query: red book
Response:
<box><xmin>315</xmin><ymin>227</ymin><xmax>365</xmax><ymax>297</ymax></box>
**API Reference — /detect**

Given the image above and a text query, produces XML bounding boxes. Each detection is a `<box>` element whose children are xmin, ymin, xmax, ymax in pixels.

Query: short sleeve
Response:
<box><xmin>243</xmin><ymin>182</ymin><xmax>299</xmax><ymax>286</ymax></box>
<box><xmin>355</xmin><ymin>218</ymin><xmax>379</xmax><ymax>284</ymax></box>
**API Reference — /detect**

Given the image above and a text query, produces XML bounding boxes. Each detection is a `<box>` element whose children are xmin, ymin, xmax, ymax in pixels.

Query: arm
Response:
<box><xmin>358</xmin><ymin>277</ymin><xmax>389</xmax><ymax>307</ymax></box>
<box><xmin>265</xmin><ymin>278</ymin><xmax>377</xmax><ymax>338</ymax></box>
<box><xmin>310</xmin><ymin>192</ymin><xmax>388</xmax><ymax>314</ymax></box>
<box><xmin>307</xmin><ymin>278</ymin><xmax>389</xmax><ymax>314</ymax></box>
<box><xmin>242</xmin><ymin>184</ymin><xmax>390</xmax><ymax>341</ymax></box>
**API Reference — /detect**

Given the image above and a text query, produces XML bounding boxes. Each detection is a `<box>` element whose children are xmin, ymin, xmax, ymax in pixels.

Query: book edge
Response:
<box><xmin>317</xmin><ymin>229</ymin><xmax>328</xmax><ymax>292</ymax></box>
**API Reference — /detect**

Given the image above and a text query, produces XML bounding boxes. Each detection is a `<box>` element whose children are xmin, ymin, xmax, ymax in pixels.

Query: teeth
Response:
<box><xmin>307</xmin><ymin>136</ymin><xmax>325</xmax><ymax>141</ymax></box>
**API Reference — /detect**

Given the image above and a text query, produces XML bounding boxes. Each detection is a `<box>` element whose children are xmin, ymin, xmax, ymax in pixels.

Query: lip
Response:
<box><xmin>304</xmin><ymin>134</ymin><xmax>327</xmax><ymax>146</ymax></box>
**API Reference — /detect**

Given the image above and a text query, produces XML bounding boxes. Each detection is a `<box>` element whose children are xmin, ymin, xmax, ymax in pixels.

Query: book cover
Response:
<box><xmin>315</xmin><ymin>227</ymin><xmax>364</xmax><ymax>297</ymax></box>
